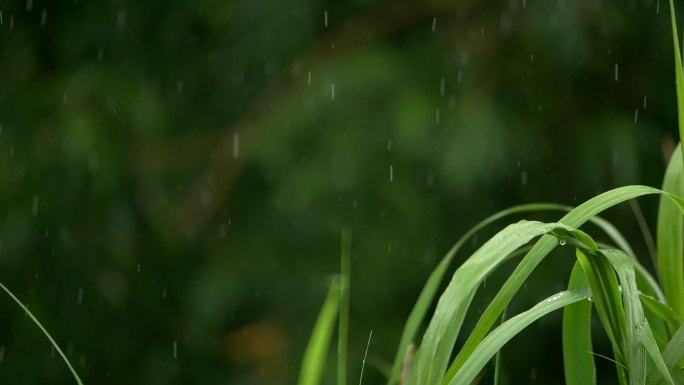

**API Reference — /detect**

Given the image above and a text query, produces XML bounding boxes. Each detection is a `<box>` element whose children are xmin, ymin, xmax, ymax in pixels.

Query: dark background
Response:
<box><xmin>0</xmin><ymin>0</ymin><xmax>679</xmax><ymax>384</ymax></box>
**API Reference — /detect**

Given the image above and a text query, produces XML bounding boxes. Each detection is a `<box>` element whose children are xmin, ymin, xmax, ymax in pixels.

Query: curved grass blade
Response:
<box><xmin>657</xmin><ymin>146</ymin><xmax>684</xmax><ymax>321</ymax></box>
<box><xmin>298</xmin><ymin>276</ymin><xmax>341</xmax><ymax>385</ymax></box>
<box><xmin>647</xmin><ymin>324</ymin><xmax>684</xmax><ymax>384</ymax></box>
<box><xmin>446</xmin><ymin>287</ymin><xmax>592</xmax><ymax>385</ymax></box>
<box><xmin>0</xmin><ymin>282</ymin><xmax>83</xmax><ymax>385</ymax></box>
<box><xmin>669</xmin><ymin>0</ymin><xmax>684</xmax><ymax>154</ymax></box>
<box><xmin>448</xmin><ymin>187</ymin><xmax>684</xmax><ymax>381</ymax></box>
<box><xmin>414</xmin><ymin>220</ymin><xmax>580</xmax><ymax>385</ymax></box>
<box><xmin>387</xmin><ymin>202</ymin><xmax>647</xmax><ymax>385</ymax></box>
<box><xmin>576</xmin><ymin>249</ymin><xmax>628</xmax><ymax>383</ymax></box>
<box><xmin>444</xmin><ymin>185</ymin><xmax>684</xmax><ymax>385</ymax></box>
<box><xmin>386</xmin><ymin>203</ymin><xmax>570</xmax><ymax>385</ymax></box>
<box><xmin>563</xmin><ymin>261</ymin><xmax>596</xmax><ymax>385</ymax></box>
<box><xmin>338</xmin><ymin>228</ymin><xmax>351</xmax><ymax>385</ymax></box>
<box><xmin>640</xmin><ymin>294</ymin><xmax>681</xmax><ymax>332</ymax></box>
<box><xmin>602</xmin><ymin>249</ymin><xmax>650</xmax><ymax>385</ymax></box>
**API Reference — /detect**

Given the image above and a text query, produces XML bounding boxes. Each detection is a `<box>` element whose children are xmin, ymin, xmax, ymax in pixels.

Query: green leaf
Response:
<box><xmin>338</xmin><ymin>228</ymin><xmax>351</xmax><ymax>385</ymax></box>
<box><xmin>388</xmin><ymin>201</ymin><xmax>650</xmax><ymax>385</ymax></box>
<box><xmin>657</xmin><ymin>145</ymin><xmax>684</xmax><ymax>321</ymax></box>
<box><xmin>669</xmin><ymin>0</ymin><xmax>684</xmax><ymax>155</ymax></box>
<box><xmin>576</xmin><ymin>248</ymin><xmax>628</xmax><ymax>383</ymax></box>
<box><xmin>446</xmin><ymin>287</ymin><xmax>592</xmax><ymax>385</ymax></box>
<box><xmin>298</xmin><ymin>277</ymin><xmax>341</xmax><ymax>385</ymax></box>
<box><xmin>563</xmin><ymin>261</ymin><xmax>596</xmax><ymax>385</ymax></box>
<box><xmin>414</xmin><ymin>220</ymin><xmax>578</xmax><ymax>385</ymax></box>
<box><xmin>444</xmin><ymin>186</ymin><xmax>684</xmax><ymax>385</ymax></box>
<box><xmin>445</xmin><ymin>186</ymin><xmax>655</xmax><ymax>382</ymax></box>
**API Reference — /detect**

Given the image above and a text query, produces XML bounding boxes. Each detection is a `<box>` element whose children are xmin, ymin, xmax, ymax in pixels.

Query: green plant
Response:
<box><xmin>298</xmin><ymin>1</ymin><xmax>684</xmax><ymax>384</ymax></box>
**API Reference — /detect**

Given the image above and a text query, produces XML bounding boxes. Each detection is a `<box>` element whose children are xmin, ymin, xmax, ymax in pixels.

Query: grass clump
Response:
<box><xmin>298</xmin><ymin>1</ymin><xmax>684</xmax><ymax>384</ymax></box>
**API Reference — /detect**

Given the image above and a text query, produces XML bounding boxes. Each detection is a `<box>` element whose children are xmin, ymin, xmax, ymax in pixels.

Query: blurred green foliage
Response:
<box><xmin>0</xmin><ymin>0</ymin><xmax>679</xmax><ymax>384</ymax></box>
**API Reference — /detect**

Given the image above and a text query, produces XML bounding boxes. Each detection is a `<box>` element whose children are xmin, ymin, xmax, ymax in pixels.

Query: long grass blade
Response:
<box><xmin>0</xmin><ymin>282</ymin><xmax>84</xmax><ymax>385</ymax></box>
<box><xmin>657</xmin><ymin>146</ymin><xmax>684</xmax><ymax>321</ymax></box>
<box><xmin>387</xmin><ymin>202</ymin><xmax>650</xmax><ymax>385</ymax></box>
<box><xmin>414</xmin><ymin>220</ymin><xmax>580</xmax><ymax>385</ymax></box>
<box><xmin>647</xmin><ymin>324</ymin><xmax>684</xmax><ymax>384</ymax></box>
<box><xmin>386</xmin><ymin>203</ymin><xmax>572</xmax><ymax>385</ymax></box>
<box><xmin>563</xmin><ymin>261</ymin><xmax>596</xmax><ymax>385</ymax></box>
<box><xmin>576</xmin><ymin>248</ymin><xmax>628</xmax><ymax>383</ymax></box>
<box><xmin>339</xmin><ymin>228</ymin><xmax>351</xmax><ymax>385</ymax></box>
<box><xmin>444</xmin><ymin>186</ymin><xmax>684</xmax><ymax>384</ymax></box>
<box><xmin>298</xmin><ymin>277</ymin><xmax>341</xmax><ymax>385</ymax></box>
<box><xmin>669</xmin><ymin>0</ymin><xmax>684</xmax><ymax>155</ymax></box>
<box><xmin>446</xmin><ymin>287</ymin><xmax>592</xmax><ymax>385</ymax></box>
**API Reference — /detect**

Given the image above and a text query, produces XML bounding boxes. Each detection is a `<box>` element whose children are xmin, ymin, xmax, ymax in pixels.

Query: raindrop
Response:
<box><xmin>389</xmin><ymin>165</ymin><xmax>394</xmax><ymax>182</ymax></box>
<box><xmin>656</xmin><ymin>0</ymin><xmax>660</xmax><ymax>14</ymax></box>
<box><xmin>307</xmin><ymin>71</ymin><xmax>311</xmax><ymax>85</ymax></box>
<box><xmin>643</xmin><ymin>96</ymin><xmax>647</xmax><ymax>109</ymax></box>
<box><xmin>10</xmin><ymin>16</ymin><xmax>13</xmax><ymax>30</ymax></box>
<box><xmin>457</xmin><ymin>70</ymin><xmax>463</xmax><ymax>83</ymax></box>
<box><xmin>31</xmin><ymin>195</ymin><xmax>39</xmax><ymax>216</ymax></box>
<box><xmin>26</xmin><ymin>0</ymin><xmax>33</xmax><ymax>12</ymax></box>
<box><xmin>432</xmin><ymin>17</ymin><xmax>437</xmax><ymax>31</ymax></box>
<box><xmin>587</xmin><ymin>297</ymin><xmax>593</xmax><ymax>303</ymax></box>
<box><xmin>137</xmin><ymin>263</ymin><xmax>141</xmax><ymax>272</ymax></box>
<box><xmin>440</xmin><ymin>77</ymin><xmax>446</xmax><ymax>95</ymax></box>
<box><xmin>219</xmin><ymin>224</ymin><xmax>227</xmax><ymax>238</ymax></box>
<box><xmin>634</xmin><ymin>109</ymin><xmax>639</xmax><ymax>124</ymax></box>
<box><xmin>40</xmin><ymin>9</ymin><xmax>46</xmax><ymax>26</ymax></box>
<box><xmin>173</xmin><ymin>341</ymin><xmax>178</xmax><ymax>359</ymax></box>
<box><xmin>387</xmin><ymin>139</ymin><xmax>392</xmax><ymax>152</ymax></box>
<box><xmin>0</xmin><ymin>11</ymin><xmax>3</xmax><ymax>24</ymax></box>
<box><xmin>63</xmin><ymin>91</ymin><xmax>68</xmax><ymax>104</ymax></box>
<box><xmin>530</xmin><ymin>53</ymin><xmax>534</xmax><ymax>62</ymax></box>
<box><xmin>523</xmin><ymin>0</ymin><xmax>527</xmax><ymax>7</ymax></box>
<box><xmin>324</xmin><ymin>11</ymin><xmax>328</xmax><ymax>27</ymax></box>
<box><xmin>331</xmin><ymin>83</ymin><xmax>335</xmax><ymax>100</ymax></box>
<box><xmin>435</xmin><ymin>109</ymin><xmax>440</xmax><ymax>124</ymax></box>
<box><xmin>614</xmin><ymin>63</ymin><xmax>619</xmax><ymax>82</ymax></box>
<box><xmin>521</xmin><ymin>171</ymin><xmax>528</xmax><ymax>185</ymax></box>
<box><xmin>559</xmin><ymin>239</ymin><xmax>567</xmax><ymax>246</ymax></box>
<box><xmin>232</xmin><ymin>133</ymin><xmax>240</xmax><ymax>159</ymax></box>
<box><xmin>162</xmin><ymin>288</ymin><xmax>167</xmax><ymax>299</ymax></box>
<box><xmin>77</xmin><ymin>288</ymin><xmax>83</xmax><ymax>304</ymax></box>
<box><xmin>0</xmin><ymin>345</ymin><xmax>4</xmax><ymax>362</ymax></box>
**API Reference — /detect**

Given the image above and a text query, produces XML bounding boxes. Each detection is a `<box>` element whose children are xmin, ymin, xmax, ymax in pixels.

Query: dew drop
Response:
<box><xmin>559</xmin><ymin>239</ymin><xmax>567</xmax><ymax>246</ymax></box>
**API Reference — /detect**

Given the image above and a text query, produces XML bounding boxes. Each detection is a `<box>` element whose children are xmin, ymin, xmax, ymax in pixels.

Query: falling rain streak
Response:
<box><xmin>440</xmin><ymin>77</ymin><xmax>446</xmax><ymax>95</ymax></box>
<box><xmin>432</xmin><ymin>17</ymin><xmax>437</xmax><ymax>31</ymax></box>
<box><xmin>634</xmin><ymin>109</ymin><xmax>639</xmax><ymax>124</ymax></box>
<box><xmin>389</xmin><ymin>165</ymin><xmax>394</xmax><ymax>182</ymax></box>
<box><xmin>324</xmin><ymin>11</ymin><xmax>328</xmax><ymax>27</ymax></box>
<box><xmin>173</xmin><ymin>341</ymin><xmax>178</xmax><ymax>359</ymax></box>
<box><xmin>77</xmin><ymin>288</ymin><xmax>83</xmax><ymax>304</ymax></box>
<box><xmin>331</xmin><ymin>83</ymin><xmax>335</xmax><ymax>100</ymax></box>
<box><xmin>614</xmin><ymin>63</ymin><xmax>619</xmax><ymax>82</ymax></box>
